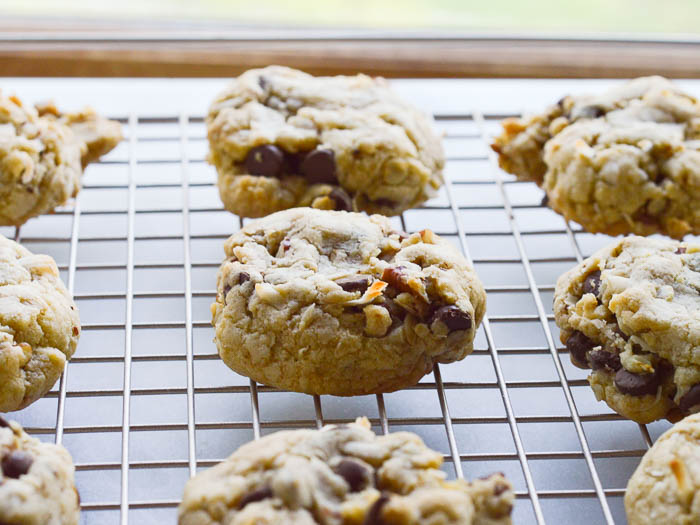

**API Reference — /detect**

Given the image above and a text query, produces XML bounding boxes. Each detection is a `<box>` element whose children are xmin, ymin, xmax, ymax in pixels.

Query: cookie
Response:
<box><xmin>554</xmin><ymin>236</ymin><xmax>700</xmax><ymax>424</ymax></box>
<box><xmin>211</xmin><ymin>207</ymin><xmax>486</xmax><ymax>396</ymax></box>
<box><xmin>0</xmin><ymin>234</ymin><xmax>80</xmax><ymax>412</ymax></box>
<box><xmin>0</xmin><ymin>417</ymin><xmax>80</xmax><ymax>525</ymax></box>
<box><xmin>35</xmin><ymin>101</ymin><xmax>123</xmax><ymax>168</ymax></box>
<box><xmin>491</xmin><ymin>76</ymin><xmax>700</xmax><ymax>238</ymax></box>
<box><xmin>207</xmin><ymin>66</ymin><xmax>444</xmax><ymax>218</ymax></box>
<box><xmin>178</xmin><ymin>417</ymin><xmax>513</xmax><ymax>525</ymax></box>
<box><xmin>625</xmin><ymin>413</ymin><xmax>700</xmax><ymax>525</ymax></box>
<box><xmin>0</xmin><ymin>92</ymin><xmax>122</xmax><ymax>227</ymax></box>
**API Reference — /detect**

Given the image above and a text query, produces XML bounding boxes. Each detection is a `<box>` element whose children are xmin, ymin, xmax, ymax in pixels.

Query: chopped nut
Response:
<box><xmin>254</xmin><ymin>282</ymin><xmax>283</xmax><ymax>304</ymax></box>
<box><xmin>363</xmin><ymin>305</ymin><xmax>392</xmax><ymax>337</ymax></box>
<box><xmin>419</xmin><ymin>229</ymin><xmax>437</xmax><ymax>244</ymax></box>
<box><xmin>670</xmin><ymin>458</ymin><xmax>693</xmax><ymax>506</ymax></box>
<box><xmin>381</xmin><ymin>266</ymin><xmax>428</xmax><ymax>302</ymax></box>
<box><xmin>345</xmin><ymin>280</ymin><xmax>388</xmax><ymax>306</ymax></box>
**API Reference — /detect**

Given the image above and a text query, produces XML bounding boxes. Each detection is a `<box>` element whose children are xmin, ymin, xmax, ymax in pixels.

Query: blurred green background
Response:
<box><xmin>3</xmin><ymin>0</ymin><xmax>700</xmax><ymax>34</ymax></box>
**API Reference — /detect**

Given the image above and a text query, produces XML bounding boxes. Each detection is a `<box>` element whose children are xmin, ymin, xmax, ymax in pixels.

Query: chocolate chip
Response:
<box><xmin>493</xmin><ymin>483</ymin><xmax>510</xmax><ymax>496</ymax></box>
<box><xmin>336</xmin><ymin>276</ymin><xmax>371</xmax><ymax>294</ymax></box>
<box><xmin>652</xmin><ymin>173</ymin><xmax>667</xmax><ymax>186</ymax></box>
<box><xmin>329</xmin><ymin>188</ymin><xmax>352</xmax><ymax>212</ymax></box>
<box><xmin>676</xmin><ymin>247</ymin><xmax>687</xmax><ymax>255</ymax></box>
<box><xmin>334</xmin><ymin>459</ymin><xmax>371</xmax><ymax>492</ymax></box>
<box><xmin>281</xmin><ymin>239</ymin><xmax>291</xmax><ymax>252</ymax></box>
<box><xmin>380</xmin><ymin>267</ymin><xmax>412</xmax><ymax>295</ymax></box>
<box><xmin>633</xmin><ymin>210</ymin><xmax>657</xmax><ymax>225</ymax></box>
<box><xmin>281</xmin><ymin>151</ymin><xmax>302</xmax><ymax>174</ymax></box>
<box><xmin>0</xmin><ymin>416</ymin><xmax>9</xmax><ymax>428</ymax></box>
<box><xmin>245</xmin><ymin>145</ymin><xmax>284</xmax><ymax>177</ymax></box>
<box><xmin>237</xmin><ymin>485</ymin><xmax>273</xmax><ymax>510</ymax></box>
<box><xmin>578</xmin><ymin>105</ymin><xmax>605</xmax><ymax>119</ymax></box>
<box><xmin>679</xmin><ymin>384</ymin><xmax>700</xmax><ymax>412</ymax></box>
<box><xmin>223</xmin><ymin>284</ymin><xmax>232</xmax><ymax>299</ymax></box>
<box><xmin>612</xmin><ymin>322</ymin><xmax>629</xmax><ymax>341</ymax></box>
<box><xmin>565</xmin><ymin>331</ymin><xmax>596</xmax><ymax>369</ymax></box>
<box><xmin>363</xmin><ymin>493</ymin><xmax>390</xmax><ymax>525</ymax></box>
<box><xmin>614</xmin><ymin>368</ymin><xmax>660</xmax><ymax>396</ymax></box>
<box><xmin>1</xmin><ymin>451</ymin><xmax>33</xmax><ymax>479</ymax></box>
<box><xmin>238</xmin><ymin>272</ymin><xmax>250</xmax><ymax>284</ymax></box>
<box><xmin>589</xmin><ymin>350</ymin><xmax>621</xmax><ymax>371</ymax></box>
<box><xmin>380</xmin><ymin>298</ymin><xmax>407</xmax><ymax>324</ymax></box>
<box><xmin>583</xmin><ymin>270</ymin><xmax>602</xmax><ymax>297</ymax></box>
<box><xmin>540</xmin><ymin>194</ymin><xmax>549</xmax><ymax>207</ymax></box>
<box><xmin>258</xmin><ymin>76</ymin><xmax>268</xmax><ymax>90</ymax></box>
<box><xmin>430</xmin><ymin>305</ymin><xmax>472</xmax><ymax>332</ymax></box>
<box><xmin>373</xmin><ymin>198</ymin><xmax>396</xmax><ymax>208</ymax></box>
<box><xmin>301</xmin><ymin>149</ymin><xmax>337</xmax><ymax>184</ymax></box>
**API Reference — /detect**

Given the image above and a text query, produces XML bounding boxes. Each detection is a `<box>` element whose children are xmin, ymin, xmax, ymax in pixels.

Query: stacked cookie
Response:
<box><xmin>494</xmin><ymin>78</ymin><xmax>700</xmax><ymax>524</ymax></box>
<box><xmin>0</xmin><ymin>95</ymin><xmax>120</xmax><ymax>524</ymax></box>
<box><xmin>207</xmin><ymin>67</ymin><xmax>487</xmax><ymax>398</ymax></box>
<box><xmin>492</xmin><ymin>76</ymin><xmax>700</xmax><ymax>239</ymax></box>
<box><xmin>182</xmin><ymin>67</ymin><xmax>513</xmax><ymax>524</ymax></box>
<box><xmin>0</xmin><ymin>93</ymin><xmax>122</xmax><ymax>227</ymax></box>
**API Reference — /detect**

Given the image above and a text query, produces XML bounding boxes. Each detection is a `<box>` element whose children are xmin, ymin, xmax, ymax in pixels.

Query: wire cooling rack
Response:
<box><xmin>3</xmin><ymin>79</ymin><xmax>699</xmax><ymax>525</ymax></box>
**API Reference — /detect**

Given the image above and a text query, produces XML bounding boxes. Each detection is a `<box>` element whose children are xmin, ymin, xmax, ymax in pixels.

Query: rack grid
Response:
<box><xmin>4</xmin><ymin>96</ymin><xmax>694</xmax><ymax>525</ymax></box>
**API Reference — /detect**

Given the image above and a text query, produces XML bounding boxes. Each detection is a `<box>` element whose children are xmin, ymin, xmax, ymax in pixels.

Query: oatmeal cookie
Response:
<box><xmin>0</xmin><ymin>417</ymin><xmax>80</xmax><ymax>525</ymax></box>
<box><xmin>492</xmin><ymin>76</ymin><xmax>700</xmax><ymax>238</ymax></box>
<box><xmin>554</xmin><ymin>236</ymin><xmax>699</xmax><ymax>424</ymax></box>
<box><xmin>0</xmin><ymin>234</ymin><xmax>80</xmax><ymax>412</ymax></box>
<box><xmin>178</xmin><ymin>418</ymin><xmax>513</xmax><ymax>525</ymax></box>
<box><xmin>211</xmin><ymin>207</ymin><xmax>485</xmax><ymax>396</ymax></box>
<box><xmin>0</xmin><ymin>92</ymin><xmax>121</xmax><ymax>226</ymax></box>
<box><xmin>625</xmin><ymin>413</ymin><xmax>700</xmax><ymax>525</ymax></box>
<box><xmin>207</xmin><ymin>66</ymin><xmax>444</xmax><ymax>218</ymax></box>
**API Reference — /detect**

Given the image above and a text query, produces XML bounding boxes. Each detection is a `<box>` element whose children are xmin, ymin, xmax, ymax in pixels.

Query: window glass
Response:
<box><xmin>2</xmin><ymin>0</ymin><xmax>699</xmax><ymax>35</ymax></box>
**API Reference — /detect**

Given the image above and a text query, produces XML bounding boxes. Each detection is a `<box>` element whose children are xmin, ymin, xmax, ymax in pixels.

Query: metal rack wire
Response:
<box><xmin>4</xmin><ymin>105</ymin><xmax>685</xmax><ymax>525</ymax></box>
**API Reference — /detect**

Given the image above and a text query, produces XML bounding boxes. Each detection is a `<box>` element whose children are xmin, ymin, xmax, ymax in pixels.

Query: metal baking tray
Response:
<box><xmin>3</xmin><ymin>78</ymin><xmax>699</xmax><ymax>525</ymax></box>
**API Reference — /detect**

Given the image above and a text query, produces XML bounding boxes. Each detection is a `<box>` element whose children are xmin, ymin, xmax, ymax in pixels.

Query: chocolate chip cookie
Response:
<box><xmin>0</xmin><ymin>234</ymin><xmax>80</xmax><ymax>412</ymax></box>
<box><xmin>178</xmin><ymin>417</ymin><xmax>513</xmax><ymax>525</ymax></box>
<box><xmin>554</xmin><ymin>236</ymin><xmax>700</xmax><ymax>424</ymax></box>
<box><xmin>492</xmin><ymin>76</ymin><xmax>700</xmax><ymax>239</ymax></box>
<box><xmin>625</xmin><ymin>413</ymin><xmax>700</xmax><ymax>525</ymax></box>
<box><xmin>207</xmin><ymin>66</ymin><xmax>444</xmax><ymax>218</ymax></box>
<box><xmin>0</xmin><ymin>417</ymin><xmax>80</xmax><ymax>525</ymax></box>
<box><xmin>212</xmin><ymin>207</ymin><xmax>486</xmax><ymax>396</ymax></box>
<box><xmin>0</xmin><ymin>92</ymin><xmax>121</xmax><ymax>226</ymax></box>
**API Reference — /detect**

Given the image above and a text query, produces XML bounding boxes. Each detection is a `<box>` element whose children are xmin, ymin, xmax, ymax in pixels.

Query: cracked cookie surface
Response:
<box><xmin>211</xmin><ymin>207</ymin><xmax>485</xmax><ymax>396</ymax></box>
<box><xmin>0</xmin><ymin>234</ymin><xmax>80</xmax><ymax>412</ymax></box>
<box><xmin>625</xmin><ymin>413</ymin><xmax>700</xmax><ymax>525</ymax></box>
<box><xmin>178</xmin><ymin>417</ymin><xmax>513</xmax><ymax>525</ymax></box>
<box><xmin>207</xmin><ymin>66</ymin><xmax>444</xmax><ymax>218</ymax></box>
<box><xmin>554</xmin><ymin>236</ymin><xmax>700</xmax><ymax>424</ymax></box>
<box><xmin>491</xmin><ymin>76</ymin><xmax>700</xmax><ymax>238</ymax></box>
<box><xmin>0</xmin><ymin>92</ymin><xmax>122</xmax><ymax>226</ymax></box>
<box><xmin>0</xmin><ymin>417</ymin><xmax>79</xmax><ymax>525</ymax></box>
